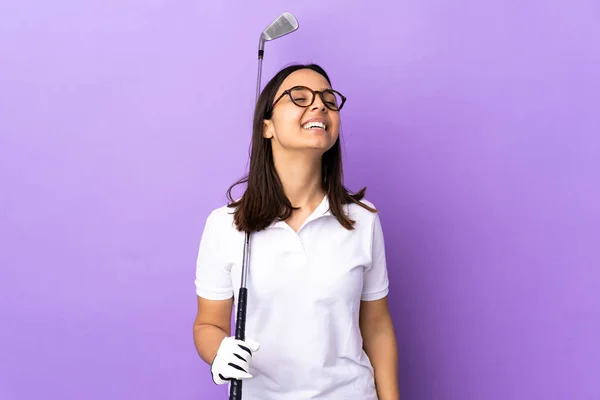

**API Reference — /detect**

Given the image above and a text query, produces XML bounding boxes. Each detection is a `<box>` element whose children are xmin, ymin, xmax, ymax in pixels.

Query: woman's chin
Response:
<box><xmin>302</xmin><ymin>139</ymin><xmax>335</xmax><ymax>151</ymax></box>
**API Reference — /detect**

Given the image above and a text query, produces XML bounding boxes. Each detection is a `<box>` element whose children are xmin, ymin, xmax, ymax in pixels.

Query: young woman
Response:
<box><xmin>193</xmin><ymin>64</ymin><xmax>400</xmax><ymax>399</ymax></box>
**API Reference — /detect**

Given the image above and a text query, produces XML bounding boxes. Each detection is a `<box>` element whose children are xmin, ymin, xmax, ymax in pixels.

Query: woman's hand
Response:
<box><xmin>210</xmin><ymin>336</ymin><xmax>260</xmax><ymax>384</ymax></box>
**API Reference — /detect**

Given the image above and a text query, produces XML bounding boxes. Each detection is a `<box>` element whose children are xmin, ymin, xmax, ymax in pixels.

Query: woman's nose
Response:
<box><xmin>311</xmin><ymin>94</ymin><xmax>327</xmax><ymax>112</ymax></box>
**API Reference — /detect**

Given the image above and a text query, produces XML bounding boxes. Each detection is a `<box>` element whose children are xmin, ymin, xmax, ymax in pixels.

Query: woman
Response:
<box><xmin>193</xmin><ymin>63</ymin><xmax>400</xmax><ymax>399</ymax></box>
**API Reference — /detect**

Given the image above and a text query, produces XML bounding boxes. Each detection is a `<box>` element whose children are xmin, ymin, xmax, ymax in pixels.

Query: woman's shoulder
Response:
<box><xmin>346</xmin><ymin>197</ymin><xmax>377</xmax><ymax>214</ymax></box>
<box><xmin>344</xmin><ymin>197</ymin><xmax>379</xmax><ymax>224</ymax></box>
<box><xmin>204</xmin><ymin>203</ymin><xmax>239</xmax><ymax>233</ymax></box>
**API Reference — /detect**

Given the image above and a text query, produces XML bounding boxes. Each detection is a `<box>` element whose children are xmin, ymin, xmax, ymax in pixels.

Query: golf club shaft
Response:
<box><xmin>230</xmin><ymin>233</ymin><xmax>251</xmax><ymax>399</ymax></box>
<box><xmin>230</xmin><ymin>15</ymin><xmax>297</xmax><ymax>398</ymax></box>
<box><xmin>256</xmin><ymin>52</ymin><xmax>263</xmax><ymax>101</ymax></box>
<box><xmin>230</xmin><ymin>41</ymin><xmax>262</xmax><ymax>400</ymax></box>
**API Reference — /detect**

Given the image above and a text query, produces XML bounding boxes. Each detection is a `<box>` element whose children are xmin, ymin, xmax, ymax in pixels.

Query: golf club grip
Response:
<box><xmin>235</xmin><ymin>287</ymin><xmax>248</xmax><ymax>340</ymax></box>
<box><xmin>229</xmin><ymin>287</ymin><xmax>248</xmax><ymax>400</ymax></box>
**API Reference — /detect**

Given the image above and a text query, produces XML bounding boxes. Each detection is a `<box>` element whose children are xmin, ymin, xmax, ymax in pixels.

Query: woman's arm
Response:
<box><xmin>360</xmin><ymin>296</ymin><xmax>400</xmax><ymax>400</ymax></box>
<box><xmin>193</xmin><ymin>296</ymin><xmax>233</xmax><ymax>364</ymax></box>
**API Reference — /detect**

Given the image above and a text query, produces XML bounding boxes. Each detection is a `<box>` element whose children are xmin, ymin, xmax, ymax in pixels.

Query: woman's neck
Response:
<box><xmin>273</xmin><ymin>151</ymin><xmax>326</xmax><ymax>209</ymax></box>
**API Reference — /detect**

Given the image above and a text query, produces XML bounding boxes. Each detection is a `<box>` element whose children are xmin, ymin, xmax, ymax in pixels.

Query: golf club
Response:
<box><xmin>229</xmin><ymin>12</ymin><xmax>299</xmax><ymax>400</ymax></box>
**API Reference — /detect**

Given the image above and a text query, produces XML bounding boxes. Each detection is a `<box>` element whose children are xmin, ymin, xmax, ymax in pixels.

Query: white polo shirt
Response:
<box><xmin>195</xmin><ymin>195</ymin><xmax>389</xmax><ymax>400</ymax></box>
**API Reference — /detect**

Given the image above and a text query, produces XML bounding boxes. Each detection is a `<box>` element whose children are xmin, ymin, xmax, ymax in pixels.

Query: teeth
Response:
<box><xmin>302</xmin><ymin>121</ymin><xmax>327</xmax><ymax>130</ymax></box>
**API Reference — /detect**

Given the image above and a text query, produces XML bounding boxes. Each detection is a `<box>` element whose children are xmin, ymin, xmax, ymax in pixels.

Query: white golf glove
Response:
<box><xmin>210</xmin><ymin>336</ymin><xmax>260</xmax><ymax>385</ymax></box>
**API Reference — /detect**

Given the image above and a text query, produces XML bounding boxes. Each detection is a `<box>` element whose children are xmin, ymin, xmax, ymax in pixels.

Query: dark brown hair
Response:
<box><xmin>226</xmin><ymin>63</ymin><xmax>375</xmax><ymax>233</ymax></box>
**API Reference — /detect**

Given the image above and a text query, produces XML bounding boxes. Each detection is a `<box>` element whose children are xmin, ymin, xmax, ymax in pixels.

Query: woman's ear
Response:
<box><xmin>262</xmin><ymin>120</ymin><xmax>274</xmax><ymax>139</ymax></box>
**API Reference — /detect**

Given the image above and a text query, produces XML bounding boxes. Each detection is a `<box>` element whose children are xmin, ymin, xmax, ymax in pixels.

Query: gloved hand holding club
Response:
<box><xmin>211</xmin><ymin>336</ymin><xmax>260</xmax><ymax>385</ymax></box>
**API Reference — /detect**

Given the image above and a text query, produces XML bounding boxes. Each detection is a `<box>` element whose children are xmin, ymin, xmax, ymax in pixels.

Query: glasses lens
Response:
<box><xmin>290</xmin><ymin>87</ymin><xmax>314</xmax><ymax>107</ymax></box>
<box><xmin>322</xmin><ymin>90</ymin><xmax>343</xmax><ymax>110</ymax></box>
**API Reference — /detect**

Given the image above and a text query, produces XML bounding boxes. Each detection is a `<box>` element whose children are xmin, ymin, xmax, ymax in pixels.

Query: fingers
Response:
<box><xmin>234</xmin><ymin>338</ymin><xmax>260</xmax><ymax>355</ymax></box>
<box><xmin>214</xmin><ymin>369</ymin><xmax>252</xmax><ymax>385</ymax></box>
<box><xmin>243</xmin><ymin>338</ymin><xmax>260</xmax><ymax>352</ymax></box>
<box><xmin>211</xmin><ymin>336</ymin><xmax>260</xmax><ymax>385</ymax></box>
<box><xmin>224</xmin><ymin>364</ymin><xmax>253</xmax><ymax>380</ymax></box>
<box><xmin>213</xmin><ymin>363</ymin><xmax>252</xmax><ymax>384</ymax></box>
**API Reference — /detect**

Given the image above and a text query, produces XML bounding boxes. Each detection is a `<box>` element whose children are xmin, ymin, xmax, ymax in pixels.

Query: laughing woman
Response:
<box><xmin>193</xmin><ymin>63</ymin><xmax>400</xmax><ymax>400</ymax></box>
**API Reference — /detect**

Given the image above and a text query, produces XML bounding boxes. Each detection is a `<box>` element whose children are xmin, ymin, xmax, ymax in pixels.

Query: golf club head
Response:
<box><xmin>259</xmin><ymin>12</ymin><xmax>299</xmax><ymax>52</ymax></box>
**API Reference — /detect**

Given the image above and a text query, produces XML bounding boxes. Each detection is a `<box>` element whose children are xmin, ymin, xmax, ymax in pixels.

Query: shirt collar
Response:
<box><xmin>314</xmin><ymin>194</ymin><xmax>332</xmax><ymax>217</ymax></box>
<box><xmin>268</xmin><ymin>194</ymin><xmax>332</xmax><ymax>230</ymax></box>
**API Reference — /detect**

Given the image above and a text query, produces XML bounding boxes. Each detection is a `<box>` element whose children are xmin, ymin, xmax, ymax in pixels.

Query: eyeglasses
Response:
<box><xmin>272</xmin><ymin>85</ymin><xmax>347</xmax><ymax>111</ymax></box>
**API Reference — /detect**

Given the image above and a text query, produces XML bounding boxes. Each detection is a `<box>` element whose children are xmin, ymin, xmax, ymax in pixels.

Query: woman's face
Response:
<box><xmin>263</xmin><ymin>69</ymin><xmax>341</xmax><ymax>155</ymax></box>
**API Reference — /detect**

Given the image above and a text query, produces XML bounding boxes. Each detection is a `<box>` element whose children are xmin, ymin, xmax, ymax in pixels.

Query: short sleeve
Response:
<box><xmin>361</xmin><ymin>212</ymin><xmax>390</xmax><ymax>301</ymax></box>
<box><xmin>194</xmin><ymin>210</ymin><xmax>234</xmax><ymax>300</ymax></box>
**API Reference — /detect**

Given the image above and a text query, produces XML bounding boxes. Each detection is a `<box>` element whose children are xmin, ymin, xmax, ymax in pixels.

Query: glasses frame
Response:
<box><xmin>271</xmin><ymin>85</ymin><xmax>347</xmax><ymax>111</ymax></box>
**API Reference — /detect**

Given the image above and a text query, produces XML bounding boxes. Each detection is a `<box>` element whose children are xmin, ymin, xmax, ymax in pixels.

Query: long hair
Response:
<box><xmin>226</xmin><ymin>63</ymin><xmax>376</xmax><ymax>233</ymax></box>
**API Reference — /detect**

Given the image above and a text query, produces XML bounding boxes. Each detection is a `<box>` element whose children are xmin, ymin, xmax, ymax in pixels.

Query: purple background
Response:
<box><xmin>1</xmin><ymin>1</ymin><xmax>599</xmax><ymax>399</ymax></box>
